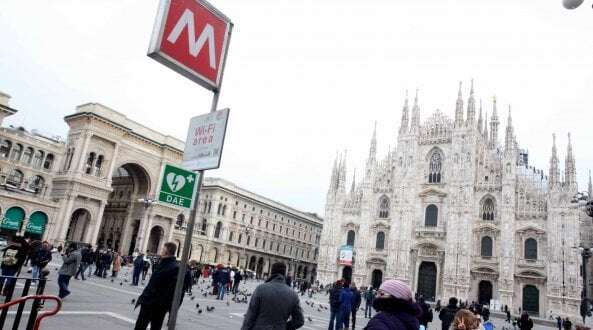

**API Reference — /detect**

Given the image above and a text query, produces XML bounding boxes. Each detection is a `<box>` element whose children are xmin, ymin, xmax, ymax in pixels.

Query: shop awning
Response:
<box><xmin>2</xmin><ymin>207</ymin><xmax>25</xmax><ymax>231</ymax></box>
<box><xmin>26</xmin><ymin>211</ymin><xmax>47</xmax><ymax>235</ymax></box>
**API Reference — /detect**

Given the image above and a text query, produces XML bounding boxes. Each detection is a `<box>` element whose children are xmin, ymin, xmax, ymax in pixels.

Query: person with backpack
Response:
<box><xmin>0</xmin><ymin>240</ymin><xmax>21</xmax><ymax>295</ymax></box>
<box><xmin>31</xmin><ymin>241</ymin><xmax>52</xmax><ymax>283</ymax></box>
<box><xmin>439</xmin><ymin>297</ymin><xmax>460</xmax><ymax>330</ymax></box>
<box><xmin>418</xmin><ymin>296</ymin><xmax>433</xmax><ymax>329</ymax></box>
<box><xmin>57</xmin><ymin>243</ymin><xmax>82</xmax><ymax>299</ymax></box>
<box><xmin>328</xmin><ymin>280</ymin><xmax>344</xmax><ymax>330</ymax></box>
<box><xmin>517</xmin><ymin>311</ymin><xmax>534</xmax><ymax>330</ymax></box>
<box><xmin>338</xmin><ymin>282</ymin><xmax>354</xmax><ymax>330</ymax></box>
<box><xmin>364</xmin><ymin>287</ymin><xmax>375</xmax><ymax>319</ymax></box>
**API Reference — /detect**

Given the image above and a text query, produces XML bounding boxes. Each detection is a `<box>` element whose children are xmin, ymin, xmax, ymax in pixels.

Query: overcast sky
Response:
<box><xmin>1</xmin><ymin>0</ymin><xmax>593</xmax><ymax>215</ymax></box>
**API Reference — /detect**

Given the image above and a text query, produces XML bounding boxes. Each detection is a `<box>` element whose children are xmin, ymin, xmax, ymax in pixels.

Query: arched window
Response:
<box><xmin>200</xmin><ymin>218</ymin><xmax>207</xmax><ymax>235</ymax></box>
<box><xmin>346</xmin><ymin>230</ymin><xmax>355</xmax><ymax>246</ymax></box>
<box><xmin>228</xmin><ymin>232</ymin><xmax>234</xmax><ymax>242</ymax></box>
<box><xmin>66</xmin><ymin>148</ymin><xmax>74</xmax><ymax>171</ymax></box>
<box><xmin>378</xmin><ymin>196</ymin><xmax>390</xmax><ymax>218</ymax></box>
<box><xmin>524</xmin><ymin>238</ymin><xmax>538</xmax><ymax>260</ymax></box>
<box><xmin>33</xmin><ymin>150</ymin><xmax>44</xmax><ymax>169</ymax></box>
<box><xmin>425</xmin><ymin>204</ymin><xmax>438</xmax><ymax>227</ymax></box>
<box><xmin>222</xmin><ymin>205</ymin><xmax>227</xmax><ymax>216</ymax></box>
<box><xmin>481</xmin><ymin>236</ymin><xmax>493</xmax><ymax>257</ymax></box>
<box><xmin>217</xmin><ymin>204</ymin><xmax>222</xmax><ymax>215</ymax></box>
<box><xmin>176</xmin><ymin>214</ymin><xmax>185</xmax><ymax>228</ymax></box>
<box><xmin>481</xmin><ymin>198</ymin><xmax>495</xmax><ymax>220</ymax></box>
<box><xmin>29</xmin><ymin>175</ymin><xmax>45</xmax><ymax>193</ymax></box>
<box><xmin>7</xmin><ymin>169</ymin><xmax>23</xmax><ymax>186</ymax></box>
<box><xmin>376</xmin><ymin>232</ymin><xmax>385</xmax><ymax>250</ymax></box>
<box><xmin>92</xmin><ymin>155</ymin><xmax>102</xmax><ymax>175</ymax></box>
<box><xmin>85</xmin><ymin>152</ymin><xmax>95</xmax><ymax>174</ymax></box>
<box><xmin>0</xmin><ymin>140</ymin><xmax>12</xmax><ymax>158</ymax></box>
<box><xmin>214</xmin><ymin>221</ymin><xmax>222</xmax><ymax>238</ymax></box>
<box><xmin>10</xmin><ymin>144</ymin><xmax>23</xmax><ymax>162</ymax></box>
<box><xmin>428</xmin><ymin>151</ymin><xmax>442</xmax><ymax>183</ymax></box>
<box><xmin>22</xmin><ymin>147</ymin><xmax>34</xmax><ymax>164</ymax></box>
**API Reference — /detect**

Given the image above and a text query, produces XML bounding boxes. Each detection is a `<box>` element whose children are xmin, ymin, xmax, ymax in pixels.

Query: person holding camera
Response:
<box><xmin>57</xmin><ymin>243</ymin><xmax>81</xmax><ymax>299</ymax></box>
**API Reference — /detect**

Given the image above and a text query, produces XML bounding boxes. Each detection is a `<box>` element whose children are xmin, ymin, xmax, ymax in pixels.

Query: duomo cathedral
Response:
<box><xmin>317</xmin><ymin>81</ymin><xmax>591</xmax><ymax>318</ymax></box>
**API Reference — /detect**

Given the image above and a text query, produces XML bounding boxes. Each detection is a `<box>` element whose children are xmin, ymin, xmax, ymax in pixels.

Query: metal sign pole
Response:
<box><xmin>167</xmin><ymin>17</ymin><xmax>233</xmax><ymax>330</ymax></box>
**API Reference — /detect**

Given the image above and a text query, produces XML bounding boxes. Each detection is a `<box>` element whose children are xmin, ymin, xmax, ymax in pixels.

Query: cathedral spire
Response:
<box><xmin>455</xmin><ymin>81</ymin><xmax>464</xmax><ymax>128</ymax></box>
<box><xmin>399</xmin><ymin>91</ymin><xmax>409</xmax><ymax>135</ymax></box>
<box><xmin>369</xmin><ymin>121</ymin><xmax>377</xmax><ymax>161</ymax></box>
<box><xmin>410</xmin><ymin>88</ymin><xmax>420</xmax><ymax>133</ymax></box>
<box><xmin>490</xmin><ymin>96</ymin><xmax>499</xmax><ymax>149</ymax></box>
<box><xmin>328</xmin><ymin>152</ymin><xmax>339</xmax><ymax>193</ymax></box>
<box><xmin>466</xmin><ymin>79</ymin><xmax>476</xmax><ymax>126</ymax></box>
<box><xmin>549</xmin><ymin>133</ymin><xmax>560</xmax><ymax>187</ymax></box>
<box><xmin>350</xmin><ymin>170</ymin><xmax>356</xmax><ymax>194</ymax></box>
<box><xmin>588</xmin><ymin>170</ymin><xmax>592</xmax><ymax>198</ymax></box>
<box><xmin>338</xmin><ymin>149</ymin><xmax>347</xmax><ymax>192</ymax></box>
<box><xmin>483</xmin><ymin>110</ymin><xmax>489</xmax><ymax>144</ymax></box>
<box><xmin>504</xmin><ymin>105</ymin><xmax>514</xmax><ymax>153</ymax></box>
<box><xmin>477</xmin><ymin>99</ymin><xmax>483</xmax><ymax>133</ymax></box>
<box><xmin>565</xmin><ymin>132</ymin><xmax>577</xmax><ymax>188</ymax></box>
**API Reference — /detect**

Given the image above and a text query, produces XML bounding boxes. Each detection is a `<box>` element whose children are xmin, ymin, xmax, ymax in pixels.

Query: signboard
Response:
<box><xmin>182</xmin><ymin>108</ymin><xmax>229</xmax><ymax>171</ymax></box>
<box><xmin>1</xmin><ymin>216</ymin><xmax>20</xmax><ymax>231</ymax></box>
<box><xmin>157</xmin><ymin>164</ymin><xmax>199</xmax><ymax>209</ymax></box>
<box><xmin>148</xmin><ymin>0</ymin><xmax>232</xmax><ymax>91</ymax></box>
<box><xmin>338</xmin><ymin>245</ymin><xmax>354</xmax><ymax>266</ymax></box>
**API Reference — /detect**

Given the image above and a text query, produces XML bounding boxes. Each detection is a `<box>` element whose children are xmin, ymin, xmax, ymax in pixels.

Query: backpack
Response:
<box><xmin>2</xmin><ymin>249</ymin><xmax>18</xmax><ymax>266</ymax></box>
<box><xmin>483</xmin><ymin>321</ymin><xmax>494</xmax><ymax>330</ymax></box>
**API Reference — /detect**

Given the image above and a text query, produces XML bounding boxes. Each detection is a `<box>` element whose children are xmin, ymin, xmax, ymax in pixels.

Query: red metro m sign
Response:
<box><xmin>148</xmin><ymin>0</ymin><xmax>232</xmax><ymax>91</ymax></box>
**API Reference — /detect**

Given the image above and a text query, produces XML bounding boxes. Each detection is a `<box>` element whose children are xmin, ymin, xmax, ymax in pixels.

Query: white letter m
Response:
<box><xmin>167</xmin><ymin>9</ymin><xmax>217</xmax><ymax>69</ymax></box>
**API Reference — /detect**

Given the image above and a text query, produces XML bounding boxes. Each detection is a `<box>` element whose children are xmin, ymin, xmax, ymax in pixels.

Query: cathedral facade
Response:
<box><xmin>317</xmin><ymin>82</ymin><xmax>587</xmax><ymax>318</ymax></box>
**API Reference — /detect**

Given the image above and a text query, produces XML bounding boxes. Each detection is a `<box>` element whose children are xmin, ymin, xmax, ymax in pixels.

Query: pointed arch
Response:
<box><xmin>378</xmin><ymin>195</ymin><xmax>390</xmax><ymax>218</ymax></box>
<box><xmin>427</xmin><ymin>148</ymin><xmax>444</xmax><ymax>183</ymax></box>
<box><xmin>480</xmin><ymin>195</ymin><xmax>496</xmax><ymax>220</ymax></box>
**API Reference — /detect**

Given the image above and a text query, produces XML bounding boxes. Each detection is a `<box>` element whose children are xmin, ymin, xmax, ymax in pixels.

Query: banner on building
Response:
<box><xmin>338</xmin><ymin>245</ymin><xmax>353</xmax><ymax>266</ymax></box>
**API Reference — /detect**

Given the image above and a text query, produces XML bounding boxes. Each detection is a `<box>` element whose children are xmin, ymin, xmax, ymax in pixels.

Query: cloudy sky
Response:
<box><xmin>1</xmin><ymin>0</ymin><xmax>592</xmax><ymax>215</ymax></box>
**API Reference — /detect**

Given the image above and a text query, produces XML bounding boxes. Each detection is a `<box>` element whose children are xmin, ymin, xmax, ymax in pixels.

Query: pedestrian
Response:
<box><xmin>132</xmin><ymin>253</ymin><xmax>144</xmax><ymax>286</ymax></box>
<box><xmin>328</xmin><ymin>280</ymin><xmax>344</xmax><ymax>330</ymax></box>
<box><xmin>75</xmin><ymin>246</ymin><xmax>91</xmax><ymax>280</ymax></box>
<box><xmin>134</xmin><ymin>242</ymin><xmax>182</xmax><ymax>330</ymax></box>
<box><xmin>0</xmin><ymin>240</ymin><xmax>21</xmax><ymax>295</ymax></box>
<box><xmin>31</xmin><ymin>241</ymin><xmax>52</xmax><ymax>283</ymax></box>
<box><xmin>435</xmin><ymin>300</ymin><xmax>441</xmax><ymax>312</ymax></box>
<box><xmin>451</xmin><ymin>309</ymin><xmax>481</xmax><ymax>330</ymax></box>
<box><xmin>233</xmin><ymin>268</ymin><xmax>243</xmax><ymax>294</ymax></box>
<box><xmin>557</xmin><ymin>316</ymin><xmax>562</xmax><ymax>330</ymax></box>
<box><xmin>364</xmin><ymin>279</ymin><xmax>420</xmax><ymax>330</ymax></box>
<box><xmin>101</xmin><ymin>250</ymin><xmax>112</xmax><ymax>278</ymax></box>
<box><xmin>112</xmin><ymin>251</ymin><xmax>122</xmax><ymax>277</ymax></box>
<box><xmin>338</xmin><ymin>282</ymin><xmax>354</xmax><ymax>330</ymax></box>
<box><xmin>517</xmin><ymin>311</ymin><xmax>534</xmax><ymax>330</ymax></box>
<box><xmin>418</xmin><ymin>296</ymin><xmax>433</xmax><ymax>329</ymax></box>
<box><xmin>240</xmin><ymin>262</ymin><xmax>304</xmax><ymax>330</ymax></box>
<box><xmin>141</xmin><ymin>255</ymin><xmax>150</xmax><ymax>281</ymax></box>
<box><xmin>93</xmin><ymin>247</ymin><xmax>102</xmax><ymax>276</ymax></box>
<box><xmin>563</xmin><ymin>317</ymin><xmax>572</xmax><ymax>330</ymax></box>
<box><xmin>439</xmin><ymin>297</ymin><xmax>460</xmax><ymax>330</ymax></box>
<box><xmin>57</xmin><ymin>243</ymin><xmax>82</xmax><ymax>299</ymax></box>
<box><xmin>213</xmin><ymin>264</ymin><xmax>230</xmax><ymax>300</ymax></box>
<box><xmin>506</xmin><ymin>309</ymin><xmax>511</xmax><ymax>323</ymax></box>
<box><xmin>351</xmin><ymin>282</ymin><xmax>362</xmax><ymax>329</ymax></box>
<box><xmin>364</xmin><ymin>287</ymin><xmax>375</xmax><ymax>319</ymax></box>
<box><xmin>15</xmin><ymin>237</ymin><xmax>31</xmax><ymax>275</ymax></box>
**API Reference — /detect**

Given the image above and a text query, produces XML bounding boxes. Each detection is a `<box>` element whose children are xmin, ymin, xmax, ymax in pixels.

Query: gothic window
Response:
<box><xmin>481</xmin><ymin>198</ymin><xmax>495</xmax><ymax>220</ymax></box>
<box><xmin>85</xmin><ymin>152</ymin><xmax>95</xmax><ymax>174</ymax></box>
<box><xmin>22</xmin><ymin>147</ymin><xmax>33</xmax><ymax>164</ymax></box>
<box><xmin>524</xmin><ymin>238</ymin><xmax>537</xmax><ymax>260</ymax></box>
<box><xmin>0</xmin><ymin>140</ymin><xmax>11</xmax><ymax>158</ymax></box>
<box><xmin>346</xmin><ymin>230</ymin><xmax>355</xmax><ymax>246</ymax></box>
<box><xmin>378</xmin><ymin>196</ymin><xmax>390</xmax><ymax>218</ymax></box>
<box><xmin>376</xmin><ymin>232</ymin><xmax>385</xmax><ymax>250</ymax></box>
<box><xmin>428</xmin><ymin>151</ymin><xmax>442</xmax><ymax>183</ymax></box>
<box><xmin>214</xmin><ymin>221</ymin><xmax>222</xmax><ymax>238</ymax></box>
<box><xmin>481</xmin><ymin>236</ymin><xmax>493</xmax><ymax>257</ymax></box>
<box><xmin>425</xmin><ymin>204</ymin><xmax>438</xmax><ymax>227</ymax></box>
<box><xmin>10</xmin><ymin>143</ymin><xmax>22</xmax><ymax>162</ymax></box>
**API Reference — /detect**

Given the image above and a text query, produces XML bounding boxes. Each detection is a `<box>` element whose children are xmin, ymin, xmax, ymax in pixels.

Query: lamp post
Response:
<box><xmin>134</xmin><ymin>196</ymin><xmax>155</xmax><ymax>253</ymax></box>
<box><xmin>242</xmin><ymin>224</ymin><xmax>253</xmax><ymax>270</ymax></box>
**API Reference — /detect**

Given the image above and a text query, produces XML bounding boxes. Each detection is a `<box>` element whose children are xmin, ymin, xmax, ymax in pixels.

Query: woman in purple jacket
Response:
<box><xmin>364</xmin><ymin>279</ymin><xmax>420</xmax><ymax>330</ymax></box>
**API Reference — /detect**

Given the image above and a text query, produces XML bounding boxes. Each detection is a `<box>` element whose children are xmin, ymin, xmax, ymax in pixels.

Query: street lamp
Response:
<box><xmin>134</xmin><ymin>196</ymin><xmax>155</xmax><ymax>253</ymax></box>
<box><xmin>241</xmin><ymin>224</ymin><xmax>253</xmax><ymax>269</ymax></box>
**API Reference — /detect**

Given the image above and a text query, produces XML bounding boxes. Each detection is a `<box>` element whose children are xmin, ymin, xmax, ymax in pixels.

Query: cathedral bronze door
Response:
<box><xmin>371</xmin><ymin>269</ymin><xmax>383</xmax><ymax>289</ymax></box>
<box><xmin>417</xmin><ymin>262</ymin><xmax>437</xmax><ymax>301</ymax></box>
<box><xmin>522</xmin><ymin>285</ymin><xmax>539</xmax><ymax>314</ymax></box>
<box><xmin>478</xmin><ymin>280</ymin><xmax>493</xmax><ymax>305</ymax></box>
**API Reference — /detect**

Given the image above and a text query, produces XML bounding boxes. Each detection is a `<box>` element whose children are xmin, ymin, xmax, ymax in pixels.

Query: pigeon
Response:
<box><xmin>195</xmin><ymin>303</ymin><xmax>200</xmax><ymax>309</ymax></box>
<box><xmin>317</xmin><ymin>308</ymin><xmax>321</xmax><ymax>312</ymax></box>
<box><xmin>198</xmin><ymin>309</ymin><xmax>202</xmax><ymax>314</ymax></box>
<box><xmin>120</xmin><ymin>282</ymin><xmax>123</xmax><ymax>286</ymax></box>
<box><xmin>131</xmin><ymin>299</ymin><xmax>136</xmax><ymax>304</ymax></box>
<box><xmin>110</xmin><ymin>279</ymin><xmax>114</xmax><ymax>283</ymax></box>
<box><xmin>202</xmin><ymin>292</ymin><xmax>208</xmax><ymax>298</ymax></box>
<box><xmin>190</xmin><ymin>296</ymin><xmax>195</xmax><ymax>301</ymax></box>
<box><xmin>307</xmin><ymin>317</ymin><xmax>312</xmax><ymax>322</ymax></box>
<box><xmin>124</xmin><ymin>279</ymin><xmax>128</xmax><ymax>283</ymax></box>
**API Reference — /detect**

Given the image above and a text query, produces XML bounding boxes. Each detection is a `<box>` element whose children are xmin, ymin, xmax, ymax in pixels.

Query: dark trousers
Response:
<box><xmin>351</xmin><ymin>308</ymin><xmax>357</xmax><ymax>329</ymax></box>
<box><xmin>132</xmin><ymin>268</ymin><xmax>141</xmax><ymax>286</ymax></box>
<box><xmin>57</xmin><ymin>274</ymin><xmax>71</xmax><ymax>298</ymax></box>
<box><xmin>232</xmin><ymin>281</ymin><xmax>240</xmax><ymax>294</ymax></box>
<box><xmin>329</xmin><ymin>309</ymin><xmax>342</xmax><ymax>330</ymax></box>
<box><xmin>75</xmin><ymin>262</ymin><xmax>88</xmax><ymax>280</ymax></box>
<box><xmin>142</xmin><ymin>269</ymin><xmax>148</xmax><ymax>281</ymax></box>
<box><xmin>0</xmin><ymin>267</ymin><xmax>17</xmax><ymax>294</ymax></box>
<box><xmin>134</xmin><ymin>305</ymin><xmax>168</xmax><ymax>330</ymax></box>
<box><xmin>365</xmin><ymin>302</ymin><xmax>373</xmax><ymax>318</ymax></box>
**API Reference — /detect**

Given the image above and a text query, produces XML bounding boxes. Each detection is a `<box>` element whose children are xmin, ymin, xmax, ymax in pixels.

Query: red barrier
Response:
<box><xmin>0</xmin><ymin>295</ymin><xmax>62</xmax><ymax>330</ymax></box>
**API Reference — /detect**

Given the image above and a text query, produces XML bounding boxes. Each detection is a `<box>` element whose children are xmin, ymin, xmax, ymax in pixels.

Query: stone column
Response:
<box><xmin>88</xmin><ymin>200</ymin><xmax>106</xmax><ymax>247</ymax></box>
<box><xmin>167</xmin><ymin>219</ymin><xmax>174</xmax><ymax>242</ymax></box>
<box><xmin>56</xmin><ymin>196</ymin><xmax>77</xmax><ymax>244</ymax></box>
<box><xmin>141</xmin><ymin>214</ymin><xmax>154</xmax><ymax>253</ymax></box>
<box><xmin>75</xmin><ymin>132</ymin><xmax>93</xmax><ymax>174</ymax></box>
<box><xmin>119</xmin><ymin>212</ymin><xmax>135</xmax><ymax>255</ymax></box>
<box><xmin>106</xmin><ymin>143</ymin><xmax>120</xmax><ymax>184</ymax></box>
<box><xmin>135</xmin><ymin>206</ymin><xmax>151</xmax><ymax>253</ymax></box>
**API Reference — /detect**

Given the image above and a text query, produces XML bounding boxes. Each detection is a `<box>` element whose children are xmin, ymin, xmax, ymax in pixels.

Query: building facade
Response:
<box><xmin>172</xmin><ymin>177</ymin><xmax>322</xmax><ymax>281</ymax></box>
<box><xmin>318</xmin><ymin>82</ymin><xmax>586</xmax><ymax>318</ymax></box>
<box><xmin>0</xmin><ymin>91</ymin><xmax>321</xmax><ymax>282</ymax></box>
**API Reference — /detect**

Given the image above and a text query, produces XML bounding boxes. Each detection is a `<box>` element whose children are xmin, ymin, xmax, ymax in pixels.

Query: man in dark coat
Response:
<box><xmin>132</xmin><ymin>253</ymin><xmax>144</xmax><ymax>286</ymax></box>
<box><xmin>351</xmin><ymin>283</ymin><xmax>362</xmax><ymax>329</ymax></box>
<box><xmin>232</xmin><ymin>269</ymin><xmax>243</xmax><ymax>294</ymax></box>
<box><xmin>30</xmin><ymin>241</ymin><xmax>52</xmax><ymax>282</ymax></box>
<box><xmin>328</xmin><ymin>280</ymin><xmax>344</xmax><ymax>330</ymax></box>
<box><xmin>438</xmin><ymin>297</ymin><xmax>459</xmax><ymax>330</ymax></box>
<box><xmin>134</xmin><ymin>242</ymin><xmax>180</xmax><ymax>330</ymax></box>
<box><xmin>417</xmin><ymin>296</ymin><xmax>433</xmax><ymax>328</ymax></box>
<box><xmin>241</xmin><ymin>262</ymin><xmax>304</xmax><ymax>330</ymax></box>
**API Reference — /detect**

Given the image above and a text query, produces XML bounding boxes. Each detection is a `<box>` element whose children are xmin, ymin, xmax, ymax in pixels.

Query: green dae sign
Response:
<box><xmin>158</xmin><ymin>164</ymin><xmax>198</xmax><ymax>209</ymax></box>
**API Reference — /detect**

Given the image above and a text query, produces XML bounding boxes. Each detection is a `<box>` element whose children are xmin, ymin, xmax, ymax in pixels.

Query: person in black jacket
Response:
<box><xmin>418</xmin><ymin>296</ymin><xmax>433</xmax><ymax>328</ymax></box>
<box><xmin>438</xmin><ymin>297</ymin><xmax>459</xmax><ymax>330</ymax></box>
<box><xmin>351</xmin><ymin>282</ymin><xmax>362</xmax><ymax>329</ymax></box>
<box><xmin>132</xmin><ymin>253</ymin><xmax>144</xmax><ymax>286</ymax></box>
<box><xmin>31</xmin><ymin>241</ymin><xmax>52</xmax><ymax>283</ymax></box>
<box><xmin>134</xmin><ymin>242</ymin><xmax>180</xmax><ymax>330</ymax></box>
<box><xmin>75</xmin><ymin>246</ymin><xmax>92</xmax><ymax>280</ymax></box>
<box><xmin>328</xmin><ymin>280</ymin><xmax>343</xmax><ymax>330</ymax></box>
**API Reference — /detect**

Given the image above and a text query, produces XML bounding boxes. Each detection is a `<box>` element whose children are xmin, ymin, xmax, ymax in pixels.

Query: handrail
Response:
<box><xmin>0</xmin><ymin>295</ymin><xmax>62</xmax><ymax>330</ymax></box>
